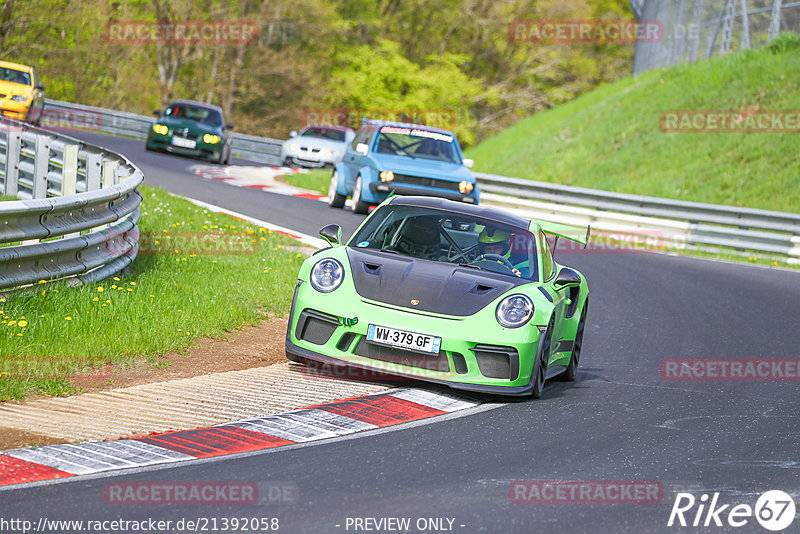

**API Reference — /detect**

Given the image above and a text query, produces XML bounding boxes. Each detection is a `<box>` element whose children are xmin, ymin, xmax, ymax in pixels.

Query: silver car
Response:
<box><xmin>281</xmin><ymin>125</ymin><xmax>355</xmax><ymax>168</ymax></box>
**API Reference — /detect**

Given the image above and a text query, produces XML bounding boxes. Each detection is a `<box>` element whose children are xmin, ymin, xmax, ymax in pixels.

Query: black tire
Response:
<box><xmin>285</xmin><ymin>351</ymin><xmax>305</xmax><ymax>364</ymax></box>
<box><xmin>531</xmin><ymin>317</ymin><xmax>553</xmax><ymax>399</ymax></box>
<box><xmin>558</xmin><ymin>298</ymin><xmax>588</xmax><ymax>382</ymax></box>
<box><xmin>328</xmin><ymin>170</ymin><xmax>346</xmax><ymax>209</ymax></box>
<box><xmin>351</xmin><ymin>175</ymin><xmax>369</xmax><ymax>214</ymax></box>
<box><xmin>222</xmin><ymin>144</ymin><xmax>231</xmax><ymax>165</ymax></box>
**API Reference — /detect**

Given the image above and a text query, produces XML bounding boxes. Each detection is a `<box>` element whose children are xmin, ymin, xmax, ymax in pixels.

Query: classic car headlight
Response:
<box><xmin>152</xmin><ymin>124</ymin><xmax>168</xmax><ymax>135</ymax></box>
<box><xmin>10</xmin><ymin>95</ymin><xmax>28</xmax><ymax>102</ymax></box>
<box><xmin>323</xmin><ymin>149</ymin><xmax>338</xmax><ymax>157</ymax></box>
<box><xmin>288</xmin><ymin>143</ymin><xmax>298</xmax><ymax>151</ymax></box>
<box><xmin>310</xmin><ymin>258</ymin><xmax>344</xmax><ymax>293</ymax></box>
<box><xmin>379</xmin><ymin>171</ymin><xmax>394</xmax><ymax>183</ymax></box>
<box><xmin>203</xmin><ymin>134</ymin><xmax>221</xmax><ymax>144</ymax></box>
<box><xmin>459</xmin><ymin>181</ymin><xmax>474</xmax><ymax>194</ymax></box>
<box><xmin>496</xmin><ymin>294</ymin><xmax>534</xmax><ymax>328</ymax></box>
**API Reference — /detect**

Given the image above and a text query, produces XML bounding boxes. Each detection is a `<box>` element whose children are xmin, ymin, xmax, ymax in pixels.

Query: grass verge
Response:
<box><xmin>278</xmin><ymin>169</ymin><xmax>331</xmax><ymax>195</ymax></box>
<box><xmin>0</xmin><ymin>185</ymin><xmax>305</xmax><ymax>401</ymax></box>
<box><xmin>465</xmin><ymin>34</ymin><xmax>800</xmax><ymax>213</ymax></box>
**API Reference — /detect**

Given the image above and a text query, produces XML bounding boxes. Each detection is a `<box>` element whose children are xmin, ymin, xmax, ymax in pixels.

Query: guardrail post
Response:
<box><xmin>62</xmin><ymin>144</ymin><xmax>78</xmax><ymax>196</ymax></box>
<box><xmin>85</xmin><ymin>152</ymin><xmax>102</xmax><ymax>191</ymax></box>
<box><xmin>32</xmin><ymin>135</ymin><xmax>50</xmax><ymax>199</ymax></box>
<box><xmin>3</xmin><ymin>130</ymin><xmax>20</xmax><ymax>197</ymax></box>
<box><xmin>102</xmin><ymin>159</ymin><xmax>118</xmax><ymax>188</ymax></box>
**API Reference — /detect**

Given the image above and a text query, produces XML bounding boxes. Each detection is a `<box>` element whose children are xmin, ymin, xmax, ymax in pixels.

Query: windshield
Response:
<box><xmin>0</xmin><ymin>67</ymin><xmax>31</xmax><ymax>86</ymax></box>
<box><xmin>300</xmin><ymin>126</ymin><xmax>347</xmax><ymax>142</ymax></box>
<box><xmin>350</xmin><ymin>205</ymin><xmax>538</xmax><ymax>281</ymax></box>
<box><xmin>374</xmin><ymin>126</ymin><xmax>459</xmax><ymax>163</ymax></box>
<box><xmin>163</xmin><ymin>104</ymin><xmax>222</xmax><ymax>127</ymax></box>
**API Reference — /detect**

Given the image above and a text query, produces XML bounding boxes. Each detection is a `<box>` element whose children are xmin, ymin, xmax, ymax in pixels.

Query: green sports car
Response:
<box><xmin>146</xmin><ymin>99</ymin><xmax>233</xmax><ymax>164</ymax></box>
<box><xmin>285</xmin><ymin>196</ymin><xmax>590</xmax><ymax>397</ymax></box>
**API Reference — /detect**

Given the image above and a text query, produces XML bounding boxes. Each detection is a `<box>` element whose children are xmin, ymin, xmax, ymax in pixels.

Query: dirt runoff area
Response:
<box><xmin>0</xmin><ymin>317</ymin><xmax>289</xmax><ymax>450</ymax></box>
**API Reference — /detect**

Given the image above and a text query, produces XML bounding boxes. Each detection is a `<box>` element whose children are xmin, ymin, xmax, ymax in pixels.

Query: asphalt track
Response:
<box><xmin>2</xmin><ymin>131</ymin><xmax>799</xmax><ymax>533</ymax></box>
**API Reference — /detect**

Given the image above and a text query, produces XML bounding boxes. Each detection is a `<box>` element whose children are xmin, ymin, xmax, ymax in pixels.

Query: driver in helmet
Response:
<box><xmin>478</xmin><ymin>228</ymin><xmax>522</xmax><ymax>277</ymax></box>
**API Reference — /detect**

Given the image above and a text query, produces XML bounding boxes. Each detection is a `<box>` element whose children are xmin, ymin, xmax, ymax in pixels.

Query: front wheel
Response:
<box><xmin>328</xmin><ymin>170</ymin><xmax>346</xmax><ymax>208</ymax></box>
<box><xmin>531</xmin><ymin>318</ymin><xmax>553</xmax><ymax>399</ymax></box>
<box><xmin>351</xmin><ymin>175</ymin><xmax>369</xmax><ymax>214</ymax></box>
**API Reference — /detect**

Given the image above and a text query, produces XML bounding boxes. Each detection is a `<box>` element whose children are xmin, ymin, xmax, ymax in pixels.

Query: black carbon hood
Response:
<box><xmin>346</xmin><ymin>248</ymin><xmax>526</xmax><ymax>316</ymax></box>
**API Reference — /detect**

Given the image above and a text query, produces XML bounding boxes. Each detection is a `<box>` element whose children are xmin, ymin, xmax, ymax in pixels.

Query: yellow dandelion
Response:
<box><xmin>17</xmin><ymin>320</ymin><xmax>27</xmax><ymax>327</ymax></box>
<box><xmin>129</xmin><ymin>281</ymin><xmax>136</xmax><ymax>286</ymax></box>
<box><xmin>1</xmin><ymin>298</ymin><xmax>6</xmax><ymax>302</ymax></box>
<box><xmin>41</xmin><ymin>290</ymin><xmax>46</xmax><ymax>296</ymax></box>
<box><xmin>8</xmin><ymin>320</ymin><xmax>16</xmax><ymax>326</ymax></box>
<box><xmin>93</xmin><ymin>297</ymin><xmax>99</xmax><ymax>302</ymax></box>
<box><xmin>38</xmin><ymin>279</ymin><xmax>46</xmax><ymax>284</ymax></box>
<box><xmin>16</xmin><ymin>333</ymin><xmax>22</xmax><ymax>336</ymax></box>
<box><xmin>65</xmin><ymin>316</ymin><xmax>72</xmax><ymax>321</ymax></box>
<box><xmin>246</xmin><ymin>228</ymin><xmax>254</xmax><ymax>235</ymax></box>
<box><xmin>111</xmin><ymin>284</ymin><xmax>117</xmax><ymax>289</ymax></box>
<box><xmin>212</xmin><ymin>260</ymin><xmax>217</xmax><ymax>263</ymax></box>
<box><xmin>113</xmin><ymin>277</ymin><xmax>120</xmax><ymax>281</ymax></box>
<box><xmin>105</xmin><ymin>299</ymin><xmax>111</xmax><ymax>304</ymax></box>
<box><xmin>149</xmin><ymin>294</ymin><xmax>155</xmax><ymax>298</ymax></box>
<box><xmin>97</xmin><ymin>286</ymin><xmax>104</xmax><ymax>292</ymax></box>
<box><xmin>260</xmin><ymin>228</ymin><xmax>266</xmax><ymax>233</ymax></box>
<box><xmin>126</xmin><ymin>288</ymin><xmax>132</xmax><ymax>292</ymax></box>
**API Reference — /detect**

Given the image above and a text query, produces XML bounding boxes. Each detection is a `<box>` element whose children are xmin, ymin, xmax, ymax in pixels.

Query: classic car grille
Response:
<box><xmin>392</xmin><ymin>174</ymin><xmax>460</xmax><ymax>192</ymax></box>
<box><xmin>299</xmin><ymin>146</ymin><xmax>321</xmax><ymax>153</ymax></box>
<box><xmin>472</xmin><ymin>344</ymin><xmax>520</xmax><ymax>380</ymax></box>
<box><xmin>173</xmin><ymin>131</ymin><xmax>199</xmax><ymax>141</ymax></box>
<box><xmin>353</xmin><ymin>338</ymin><xmax>450</xmax><ymax>372</ymax></box>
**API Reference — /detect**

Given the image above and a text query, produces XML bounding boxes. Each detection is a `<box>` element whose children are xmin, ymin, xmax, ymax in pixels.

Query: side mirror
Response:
<box><xmin>554</xmin><ymin>267</ymin><xmax>581</xmax><ymax>289</ymax></box>
<box><xmin>152</xmin><ymin>110</ymin><xmax>161</xmax><ymax>116</ymax></box>
<box><xmin>225</xmin><ymin>123</ymin><xmax>235</xmax><ymax>130</ymax></box>
<box><xmin>356</xmin><ymin>143</ymin><xmax>368</xmax><ymax>155</ymax></box>
<box><xmin>289</xmin><ymin>130</ymin><xmax>298</xmax><ymax>138</ymax></box>
<box><xmin>319</xmin><ymin>224</ymin><xmax>342</xmax><ymax>247</ymax></box>
<box><xmin>463</xmin><ymin>158</ymin><xmax>474</xmax><ymax>168</ymax></box>
<box><xmin>35</xmin><ymin>84</ymin><xmax>45</xmax><ymax>92</ymax></box>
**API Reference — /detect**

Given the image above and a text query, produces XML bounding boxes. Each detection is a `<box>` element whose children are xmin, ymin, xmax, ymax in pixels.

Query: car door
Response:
<box><xmin>540</xmin><ymin>231</ymin><xmax>569</xmax><ymax>361</ymax></box>
<box><xmin>343</xmin><ymin>126</ymin><xmax>372</xmax><ymax>190</ymax></box>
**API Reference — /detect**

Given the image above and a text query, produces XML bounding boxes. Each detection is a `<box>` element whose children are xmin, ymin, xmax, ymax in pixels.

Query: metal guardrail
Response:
<box><xmin>0</xmin><ymin>119</ymin><xmax>143</xmax><ymax>290</ymax></box>
<box><xmin>41</xmin><ymin>99</ymin><xmax>800</xmax><ymax>263</ymax></box>
<box><xmin>44</xmin><ymin>99</ymin><xmax>284</xmax><ymax>165</ymax></box>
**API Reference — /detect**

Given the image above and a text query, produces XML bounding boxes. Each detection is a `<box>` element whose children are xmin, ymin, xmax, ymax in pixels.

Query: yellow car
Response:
<box><xmin>0</xmin><ymin>60</ymin><xmax>45</xmax><ymax>125</ymax></box>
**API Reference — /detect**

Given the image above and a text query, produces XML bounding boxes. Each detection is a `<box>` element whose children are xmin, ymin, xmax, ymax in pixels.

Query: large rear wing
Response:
<box><xmin>535</xmin><ymin>220</ymin><xmax>591</xmax><ymax>248</ymax></box>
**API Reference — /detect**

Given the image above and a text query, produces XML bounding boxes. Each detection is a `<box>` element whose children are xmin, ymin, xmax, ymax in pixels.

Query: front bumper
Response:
<box><xmin>1</xmin><ymin>106</ymin><xmax>29</xmax><ymax>121</ymax></box>
<box><xmin>369</xmin><ymin>182</ymin><xmax>477</xmax><ymax>204</ymax></box>
<box><xmin>285</xmin><ymin>282</ymin><xmax>541</xmax><ymax>396</ymax></box>
<box><xmin>147</xmin><ymin>134</ymin><xmax>222</xmax><ymax>160</ymax></box>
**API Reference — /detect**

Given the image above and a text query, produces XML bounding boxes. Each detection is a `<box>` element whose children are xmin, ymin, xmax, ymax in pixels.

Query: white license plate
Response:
<box><xmin>367</xmin><ymin>324</ymin><xmax>441</xmax><ymax>354</ymax></box>
<box><xmin>171</xmin><ymin>136</ymin><xmax>196</xmax><ymax>148</ymax></box>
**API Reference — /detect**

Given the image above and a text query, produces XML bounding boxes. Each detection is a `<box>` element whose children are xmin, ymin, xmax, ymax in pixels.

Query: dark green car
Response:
<box><xmin>146</xmin><ymin>100</ymin><xmax>234</xmax><ymax>164</ymax></box>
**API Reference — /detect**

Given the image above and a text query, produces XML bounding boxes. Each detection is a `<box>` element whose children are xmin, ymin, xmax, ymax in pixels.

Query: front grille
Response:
<box><xmin>393</xmin><ymin>174</ymin><xmax>460</xmax><ymax>192</ymax></box>
<box><xmin>472</xmin><ymin>344</ymin><xmax>520</xmax><ymax>380</ymax></box>
<box><xmin>295</xmin><ymin>309</ymin><xmax>339</xmax><ymax>345</ymax></box>
<box><xmin>353</xmin><ymin>338</ymin><xmax>450</xmax><ymax>372</ymax></box>
<box><xmin>299</xmin><ymin>146</ymin><xmax>321</xmax><ymax>153</ymax></box>
<box><xmin>173</xmin><ymin>132</ymin><xmax>199</xmax><ymax>141</ymax></box>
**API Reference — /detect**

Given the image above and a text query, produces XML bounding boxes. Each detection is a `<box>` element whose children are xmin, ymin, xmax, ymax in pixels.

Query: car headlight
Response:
<box><xmin>379</xmin><ymin>171</ymin><xmax>394</xmax><ymax>183</ymax></box>
<box><xmin>459</xmin><ymin>181</ymin><xmax>474</xmax><ymax>194</ymax></box>
<box><xmin>203</xmin><ymin>134</ymin><xmax>221</xmax><ymax>144</ymax></box>
<box><xmin>152</xmin><ymin>124</ymin><xmax>168</xmax><ymax>135</ymax></box>
<box><xmin>11</xmin><ymin>95</ymin><xmax>28</xmax><ymax>102</ymax></box>
<box><xmin>323</xmin><ymin>149</ymin><xmax>338</xmax><ymax>157</ymax></box>
<box><xmin>496</xmin><ymin>294</ymin><xmax>534</xmax><ymax>328</ymax></box>
<box><xmin>310</xmin><ymin>258</ymin><xmax>344</xmax><ymax>293</ymax></box>
<box><xmin>288</xmin><ymin>143</ymin><xmax>298</xmax><ymax>151</ymax></box>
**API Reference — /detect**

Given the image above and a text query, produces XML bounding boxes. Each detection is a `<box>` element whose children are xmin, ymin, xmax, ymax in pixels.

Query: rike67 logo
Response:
<box><xmin>668</xmin><ymin>490</ymin><xmax>795</xmax><ymax>531</ymax></box>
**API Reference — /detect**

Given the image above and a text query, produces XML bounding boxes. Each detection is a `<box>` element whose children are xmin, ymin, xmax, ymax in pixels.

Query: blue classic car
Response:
<box><xmin>327</xmin><ymin>120</ymin><xmax>479</xmax><ymax>214</ymax></box>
